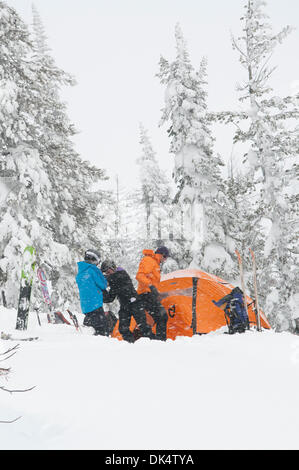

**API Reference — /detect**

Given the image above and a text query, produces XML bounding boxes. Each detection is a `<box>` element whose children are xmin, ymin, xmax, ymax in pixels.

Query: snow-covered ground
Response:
<box><xmin>0</xmin><ymin>306</ymin><xmax>299</xmax><ymax>450</ymax></box>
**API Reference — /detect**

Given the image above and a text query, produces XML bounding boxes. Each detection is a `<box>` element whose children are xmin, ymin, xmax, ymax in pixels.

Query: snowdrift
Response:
<box><xmin>111</xmin><ymin>269</ymin><xmax>271</xmax><ymax>340</ymax></box>
<box><xmin>0</xmin><ymin>306</ymin><xmax>298</xmax><ymax>450</ymax></box>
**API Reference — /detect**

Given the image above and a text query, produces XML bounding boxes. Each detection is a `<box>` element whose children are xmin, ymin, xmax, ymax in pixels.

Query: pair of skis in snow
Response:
<box><xmin>15</xmin><ymin>245</ymin><xmax>80</xmax><ymax>333</ymax></box>
<box><xmin>36</xmin><ymin>265</ymin><xmax>56</xmax><ymax>325</ymax></box>
<box><xmin>235</xmin><ymin>248</ymin><xmax>261</xmax><ymax>332</ymax></box>
<box><xmin>15</xmin><ymin>245</ymin><xmax>47</xmax><ymax>331</ymax></box>
<box><xmin>16</xmin><ymin>246</ymin><xmax>36</xmax><ymax>331</ymax></box>
<box><xmin>36</xmin><ymin>268</ymin><xmax>80</xmax><ymax>329</ymax></box>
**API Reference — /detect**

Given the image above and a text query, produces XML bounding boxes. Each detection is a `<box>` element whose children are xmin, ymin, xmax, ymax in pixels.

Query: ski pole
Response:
<box><xmin>249</xmin><ymin>249</ymin><xmax>261</xmax><ymax>332</ymax></box>
<box><xmin>235</xmin><ymin>250</ymin><xmax>249</xmax><ymax>321</ymax></box>
<box><xmin>34</xmin><ymin>307</ymin><xmax>41</xmax><ymax>327</ymax></box>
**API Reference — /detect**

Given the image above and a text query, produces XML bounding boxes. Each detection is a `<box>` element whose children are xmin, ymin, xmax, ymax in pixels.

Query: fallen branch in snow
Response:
<box><xmin>0</xmin><ymin>367</ymin><xmax>10</xmax><ymax>376</ymax></box>
<box><xmin>0</xmin><ymin>344</ymin><xmax>35</xmax><ymax>423</ymax></box>
<box><xmin>0</xmin><ymin>344</ymin><xmax>20</xmax><ymax>356</ymax></box>
<box><xmin>0</xmin><ymin>385</ymin><xmax>36</xmax><ymax>394</ymax></box>
<box><xmin>0</xmin><ymin>416</ymin><xmax>22</xmax><ymax>424</ymax></box>
<box><xmin>0</xmin><ymin>344</ymin><xmax>19</xmax><ymax>363</ymax></box>
<box><xmin>0</xmin><ymin>351</ymin><xmax>18</xmax><ymax>362</ymax></box>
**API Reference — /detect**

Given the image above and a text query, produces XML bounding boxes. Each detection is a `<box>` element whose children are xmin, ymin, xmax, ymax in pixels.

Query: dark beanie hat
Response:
<box><xmin>155</xmin><ymin>246</ymin><xmax>169</xmax><ymax>258</ymax></box>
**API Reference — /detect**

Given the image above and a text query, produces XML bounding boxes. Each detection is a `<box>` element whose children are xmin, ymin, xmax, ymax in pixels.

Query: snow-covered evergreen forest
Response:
<box><xmin>0</xmin><ymin>0</ymin><xmax>298</xmax><ymax>332</ymax></box>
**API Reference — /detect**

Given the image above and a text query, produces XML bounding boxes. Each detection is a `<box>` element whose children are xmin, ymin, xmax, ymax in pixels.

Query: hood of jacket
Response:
<box><xmin>142</xmin><ymin>249</ymin><xmax>162</xmax><ymax>264</ymax></box>
<box><xmin>77</xmin><ymin>261</ymin><xmax>96</xmax><ymax>273</ymax></box>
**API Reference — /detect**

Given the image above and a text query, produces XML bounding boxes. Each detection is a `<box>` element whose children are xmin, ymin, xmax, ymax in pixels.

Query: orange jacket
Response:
<box><xmin>136</xmin><ymin>249</ymin><xmax>163</xmax><ymax>294</ymax></box>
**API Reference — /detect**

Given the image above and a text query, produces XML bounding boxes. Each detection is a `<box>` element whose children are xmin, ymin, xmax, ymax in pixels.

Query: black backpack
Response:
<box><xmin>213</xmin><ymin>287</ymin><xmax>249</xmax><ymax>334</ymax></box>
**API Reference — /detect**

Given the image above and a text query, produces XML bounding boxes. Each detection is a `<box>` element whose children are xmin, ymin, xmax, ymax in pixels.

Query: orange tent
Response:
<box><xmin>111</xmin><ymin>269</ymin><xmax>271</xmax><ymax>340</ymax></box>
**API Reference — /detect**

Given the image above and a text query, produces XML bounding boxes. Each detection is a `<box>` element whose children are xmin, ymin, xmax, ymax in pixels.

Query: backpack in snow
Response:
<box><xmin>213</xmin><ymin>287</ymin><xmax>249</xmax><ymax>334</ymax></box>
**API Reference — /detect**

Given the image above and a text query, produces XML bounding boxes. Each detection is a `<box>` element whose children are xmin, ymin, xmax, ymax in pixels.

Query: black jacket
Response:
<box><xmin>103</xmin><ymin>269</ymin><xmax>138</xmax><ymax>307</ymax></box>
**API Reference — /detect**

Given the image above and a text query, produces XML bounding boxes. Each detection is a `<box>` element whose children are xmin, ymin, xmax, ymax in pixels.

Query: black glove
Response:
<box><xmin>103</xmin><ymin>289</ymin><xmax>111</xmax><ymax>303</ymax></box>
<box><xmin>149</xmin><ymin>285</ymin><xmax>159</xmax><ymax>298</ymax></box>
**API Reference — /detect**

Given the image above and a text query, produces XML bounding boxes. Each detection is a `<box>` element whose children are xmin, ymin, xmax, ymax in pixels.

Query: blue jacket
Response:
<box><xmin>76</xmin><ymin>261</ymin><xmax>108</xmax><ymax>314</ymax></box>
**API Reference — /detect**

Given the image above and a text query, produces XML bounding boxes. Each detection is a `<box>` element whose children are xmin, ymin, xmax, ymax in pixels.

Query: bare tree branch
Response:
<box><xmin>0</xmin><ymin>344</ymin><xmax>35</xmax><ymax>423</ymax></box>
<box><xmin>0</xmin><ymin>385</ymin><xmax>36</xmax><ymax>394</ymax></box>
<box><xmin>0</xmin><ymin>416</ymin><xmax>22</xmax><ymax>424</ymax></box>
<box><xmin>0</xmin><ymin>344</ymin><xmax>20</xmax><ymax>356</ymax></box>
<box><xmin>0</xmin><ymin>352</ymin><xmax>17</xmax><ymax>362</ymax></box>
<box><xmin>0</xmin><ymin>367</ymin><xmax>10</xmax><ymax>376</ymax></box>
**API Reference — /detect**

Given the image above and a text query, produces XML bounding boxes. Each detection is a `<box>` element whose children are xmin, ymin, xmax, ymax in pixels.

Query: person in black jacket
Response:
<box><xmin>101</xmin><ymin>260</ymin><xmax>153</xmax><ymax>343</ymax></box>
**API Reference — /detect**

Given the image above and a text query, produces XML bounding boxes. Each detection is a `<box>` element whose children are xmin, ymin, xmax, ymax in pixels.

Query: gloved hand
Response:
<box><xmin>102</xmin><ymin>289</ymin><xmax>109</xmax><ymax>303</ymax></box>
<box><xmin>149</xmin><ymin>285</ymin><xmax>159</xmax><ymax>297</ymax></box>
<box><xmin>149</xmin><ymin>285</ymin><xmax>162</xmax><ymax>302</ymax></box>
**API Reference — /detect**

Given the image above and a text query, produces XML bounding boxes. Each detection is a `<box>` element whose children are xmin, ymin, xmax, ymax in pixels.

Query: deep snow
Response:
<box><xmin>0</xmin><ymin>306</ymin><xmax>299</xmax><ymax>450</ymax></box>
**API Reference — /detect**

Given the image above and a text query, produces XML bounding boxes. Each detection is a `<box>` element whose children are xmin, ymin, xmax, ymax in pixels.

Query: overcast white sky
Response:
<box><xmin>6</xmin><ymin>0</ymin><xmax>299</xmax><ymax>190</ymax></box>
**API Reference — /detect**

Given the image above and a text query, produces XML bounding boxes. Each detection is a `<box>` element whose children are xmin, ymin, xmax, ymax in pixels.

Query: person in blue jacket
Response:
<box><xmin>76</xmin><ymin>249</ymin><xmax>108</xmax><ymax>336</ymax></box>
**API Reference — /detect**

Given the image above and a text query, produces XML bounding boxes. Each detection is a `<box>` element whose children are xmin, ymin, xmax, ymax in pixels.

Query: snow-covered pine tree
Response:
<box><xmin>29</xmin><ymin>4</ymin><xmax>112</xmax><ymax>309</ymax></box>
<box><xmin>137</xmin><ymin>123</ymin><xmax>171</xmax><ymax>240</ymax></box>
<box><xmin>157</xmin><ymin>23</ymin><xmax>232</xmax><ymax>276</ymax></box>
<box><xmin>0</xmin><ymin>1</ymin><xmax>48</xmax><ymax>306</ymax></box>
<box><xmin>136</xmin><ymin>123</ymin><xmax>180</xmax><ymax>273</ymax></box>
<box><xmin>98</xmin><ymin>175</ymin><xmax>138</xmax><ymax>280</ymax></box>
<box><xmin>223</xmin><ymin>0</ymin><xmax>299</xmax><ymax>329</ymax></box>
<box><xmin>220</xmin><ymin>154</ymin><xmax>256</xmax><ymax>272</ymax></box>
<box><xmin>31</xmin><ymin>4</ymin><xmax>50</xmax><ymax>56</ymax></box>
<box><xmin>0</xmin><ymin>2</ymin><xmax>110</xmax><ymax>310</ymax></box>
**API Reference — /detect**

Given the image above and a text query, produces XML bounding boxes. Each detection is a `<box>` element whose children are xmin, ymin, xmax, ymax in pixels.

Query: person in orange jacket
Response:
<box><xmin>136</xmin><ymin>246</ymin><xmax>169</xmax><ymax>341</ymax></box>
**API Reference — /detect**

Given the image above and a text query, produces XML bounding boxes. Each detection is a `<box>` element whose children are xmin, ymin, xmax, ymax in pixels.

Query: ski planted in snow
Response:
<box><xmin>34</xmin><ymin>306</ymin><xmax>41</xmax><ymax>326</ymax></box>
<box><xmin>16</xmin><ymin>246</ymin><xmax>36</xmax><ymax>330</ymax></box>
<box><xmin>53</xmin><ymin>311</ymin><xmax>71</xmax><ymax>325</ymax></box>
<box><xmin>67</xmin><ymin>309</ymin><xmax>81</xmax><ymax>332</ymax></box>
<box><xmin>235</xmin><ymin>250</ymin><xmax>249</xmax><ymax>322</ymax></box>
<box><xmin>249</xmin><ymin>248</ymin><xmax>261</xmax><ymax>332</ymax></box>
<box><xmin>37</xmin><ymin>267</ymin><xmax>56</xmax><ymax>324</ymax></box>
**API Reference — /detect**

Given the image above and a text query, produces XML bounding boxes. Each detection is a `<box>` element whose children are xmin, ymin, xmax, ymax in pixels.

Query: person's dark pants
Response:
<box><xmin>119</xmin><ymin>300</ymin><xmax>153</xmax><ymax>343</ymax></box>
<box><xmin>138</xmin><ymin>292</ymin><xmax>168</xmax><ymax>341</ymax></box>
<box><xmin>83</xmin><ymin>307</ymin><xmax>108</xmax><ymax>336</ymax></box>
